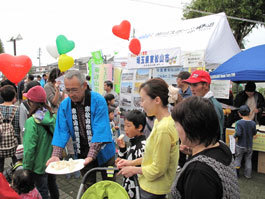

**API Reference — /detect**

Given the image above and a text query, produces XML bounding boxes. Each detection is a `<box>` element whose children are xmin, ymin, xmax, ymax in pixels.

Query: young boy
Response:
<box><xmin>234</xmin><ymin>105</ymin><xmax>257</xmax><ymax>178</ymax></box>
<box><xmin>108</xmin><ymin>107</ymin><xmax>119</xmax><ymax>140</ymax></box>
<box><xmin>105</xmin><ymin>94</ymin><xmax>115</xmax><ymax>108</ymax></box>
<box><xmin>116</xmin><ymin>110</ymin><xmax>146</xmax><ymax>199</ymax></box>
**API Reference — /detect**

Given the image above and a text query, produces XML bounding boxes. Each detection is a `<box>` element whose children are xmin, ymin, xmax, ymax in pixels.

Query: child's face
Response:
<box><xmin>109</xmin><ymin>112</ymin><xmax>115</xmax><ymax>121</ymax></box>
<box><xmin>110</xmin><ymin>99</ymin><xmax>115</xmax><ymax>105</ymax></box>
<box><xmin>124</xmin><ymin>119</ymin><xmax>141</xmax><ymax>138</ymax></box>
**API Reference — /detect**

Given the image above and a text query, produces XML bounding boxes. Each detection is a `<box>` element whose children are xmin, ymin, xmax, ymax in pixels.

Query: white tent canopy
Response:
<box><xmin>134</xmin><ymin>12</ymin><xmax>240</xmax><ymax>69</ymax></box>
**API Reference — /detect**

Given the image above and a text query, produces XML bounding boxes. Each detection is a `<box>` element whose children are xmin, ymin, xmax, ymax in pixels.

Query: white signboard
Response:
<box><xmin>229</xmin><ymin>135</ymin><xmax>236</xmax><ymax>154</ymax></box>
<box><xmin>183</xmin><ymin>50</ymin><xmax>205</xmax><ymax>68</ymax></box>
<box><xmin>127</xmin><ymin>48</ymin><xmax>181</xmax><ymax>69</ymax></box>
<box><xmin>153</xmin><ymin>66</ymin><xmax>183</xmax><ymax>86</ymax></box>
<box><xmin>210</xmin><ymin>80</ymin><xmax>230</xmax><ymax>99</ymax></box>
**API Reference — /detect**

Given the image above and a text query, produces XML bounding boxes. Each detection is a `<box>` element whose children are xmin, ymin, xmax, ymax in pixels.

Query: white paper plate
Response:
<box><xmin>45</xmin><ymin>159</ymin><xmax>85</xmax><ymax>175</ymax></box>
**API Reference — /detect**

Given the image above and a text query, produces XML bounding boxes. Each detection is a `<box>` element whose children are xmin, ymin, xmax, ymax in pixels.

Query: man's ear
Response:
<box><xmin>137</xmin><ymin>124</ymin><xmax>143</xmax><ymax>132</ymax></box>
<box><xmin>83</xmin><ymin>81</ymin><xmax>88</xmax><ymax>88</ymax></box>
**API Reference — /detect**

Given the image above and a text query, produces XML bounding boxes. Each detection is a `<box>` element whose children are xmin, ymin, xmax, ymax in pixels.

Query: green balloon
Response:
<box><xmin>56</xmin><ymin>35</ymin><xmax>75</xmax><ymax>55</ymax></box>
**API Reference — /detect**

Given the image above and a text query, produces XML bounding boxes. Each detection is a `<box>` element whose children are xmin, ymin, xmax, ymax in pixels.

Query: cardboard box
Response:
<box><xmin>258</xmin><ymin>151</ymin><xmax>265</xmax><ymax>174</ymax></box>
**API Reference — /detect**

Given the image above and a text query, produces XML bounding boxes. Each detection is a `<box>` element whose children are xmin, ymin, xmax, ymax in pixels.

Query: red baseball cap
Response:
<box><xmin>23</xmin><ymin>85</ymin><xmax>46</xmax><ymax>103</ymax></box>
<box><xmin>183</xmin><ymin>70</ymin><xmax>211</xmax><ymax>84</ymax></box>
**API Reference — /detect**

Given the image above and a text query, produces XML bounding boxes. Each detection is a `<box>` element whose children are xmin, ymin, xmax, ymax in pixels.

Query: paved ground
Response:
<box><xmin>55</xmin><ymin>169</ymin><xmax>265</xmax><ymax>199</ymax></box>
<box><xmin>4</xmin><ymin>158</ymin><xmax>265</xmax><ymax>199</ymax></box>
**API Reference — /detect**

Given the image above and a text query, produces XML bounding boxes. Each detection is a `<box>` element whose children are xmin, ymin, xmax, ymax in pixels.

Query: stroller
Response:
<box><xmin>76</xmin><ymin>167</ymin><xmax>140</xmax><ymax>199</ymax></box>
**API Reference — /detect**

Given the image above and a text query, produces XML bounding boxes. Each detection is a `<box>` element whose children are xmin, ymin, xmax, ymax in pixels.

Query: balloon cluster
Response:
<box><xmin>0</xmin><ymin>54</ymin><xmax>32</xmax><ymax>85</ymax></box>
<box><xmin>112</xmin><ymin>20</ymin><xmax>141</xmax><ymax>56</ymax></box>
<box><xmin>46</xmin><ymin>35</ymin><xmax>75</xmax><ymax>72</ymax></box>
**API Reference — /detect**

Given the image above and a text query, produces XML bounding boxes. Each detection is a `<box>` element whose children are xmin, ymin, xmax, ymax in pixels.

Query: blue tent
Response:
<box><xmin>210</xmin><ymin>44</ymin><xmax>265</xmax><ymax>82</ymax></box>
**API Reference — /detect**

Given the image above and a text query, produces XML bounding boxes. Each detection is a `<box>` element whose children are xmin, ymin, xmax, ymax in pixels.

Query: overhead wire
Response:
<box><xmin>128</xmin><ymin>0</ymin><xmax>265</xmax><ymax>25</ymax></box>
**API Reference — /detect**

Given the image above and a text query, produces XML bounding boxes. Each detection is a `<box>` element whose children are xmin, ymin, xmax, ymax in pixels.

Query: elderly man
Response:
<box><xmin>177</xmin><ymin>71</ymin><xmax>192</xmax><ymax>98</ymax></box>
<box><xmin>47</xmin><ymin>71</ymin><xmax>115</xmax><ymax>186</ymax></box>
<box><xmin>184</xmin><ymin>70</ymin><xmax>224</xmax><ymax>140</ymax></box>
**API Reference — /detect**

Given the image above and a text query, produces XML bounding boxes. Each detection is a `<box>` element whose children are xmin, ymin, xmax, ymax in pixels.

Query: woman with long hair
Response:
<box><xmin>22</xmin><ymin>86</ymin><xmax>59</xmax><ymax>199</ymax></box>
<box><xmin>44</xmin><ymin>68</ymin><xmax>64</xmax><ymax>113</ymax></box>
<box><xmin>117</xmin><ymin>78</ymin><xmax>179</xmax><ymax>199</ymax></box>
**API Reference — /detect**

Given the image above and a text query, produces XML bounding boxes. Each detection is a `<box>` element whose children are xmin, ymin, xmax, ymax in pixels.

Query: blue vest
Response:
<box><xmin>52</xmin><ymin>91</ymin><xmax>115</xmax><ymax>166</ymax></box>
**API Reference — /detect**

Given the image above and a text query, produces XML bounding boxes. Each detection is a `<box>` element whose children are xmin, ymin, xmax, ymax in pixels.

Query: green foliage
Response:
<box><xmin>257</xmin><ymin>87</ymin><xmax>265</xmax><ymax>98</ymax></box>
<box><xmin>0</xmin><ymin>39</ymin><xmax>4</xmax><ymax>53</ymax></box>
<box><xmin>183</xmin><ymin>0</ymin><xmax>265</xmax><ymax>48</ymax></box>
<box><xmin>232</xmin><ymin>82</ymin><xmax>244</xmax><ymax>97</ymax></box>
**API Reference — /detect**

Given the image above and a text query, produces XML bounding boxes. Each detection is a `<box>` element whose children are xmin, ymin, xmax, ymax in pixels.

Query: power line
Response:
<box><xmin>129</xmin><ymin>0</ymin><xmax>265</xmax><ymax>25</ymax></box>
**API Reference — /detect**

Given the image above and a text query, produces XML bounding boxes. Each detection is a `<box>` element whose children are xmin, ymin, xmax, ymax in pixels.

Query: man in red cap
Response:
<box><xmin>184</xmin><ymin>70</ymin><xmax>224</xmax><ymax>140</ymax></box>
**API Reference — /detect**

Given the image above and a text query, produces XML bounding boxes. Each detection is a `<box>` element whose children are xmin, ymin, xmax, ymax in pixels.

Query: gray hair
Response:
<box><xmin>64</xmin><ymin>70</ymin><xmax>86</xmax><ymax>85</ymax></box>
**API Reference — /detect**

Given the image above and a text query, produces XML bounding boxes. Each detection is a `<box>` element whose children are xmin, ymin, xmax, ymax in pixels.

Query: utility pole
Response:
<box><xmin>37</xmin><ymin>48</ymin><xmax>42</xmax><ymax>66</ymax></box>
<box><xmin>7</xmin><ymin>34</ymin><xmax>23</xmax><ymax>56</ymax></box>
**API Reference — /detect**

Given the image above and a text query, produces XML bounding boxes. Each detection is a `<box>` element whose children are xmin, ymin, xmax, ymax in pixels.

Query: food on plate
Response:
<box><xmin>118</xmin><ymin>134</ymin><xmax>125</xmax><ymax>140</ymax></box>
<box><xmin>50</xmin><ymin>158</ymin><xmax>79</xmax><ymax>171</ymax></box>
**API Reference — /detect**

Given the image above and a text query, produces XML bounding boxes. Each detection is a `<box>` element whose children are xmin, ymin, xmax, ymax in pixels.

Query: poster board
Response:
<box><xmin>210</xmin><ymin>80</ymin><xmax>230</xmax><ymax>99</ymax></box>
<box><xmin>91</xmin><ymin>64</ymin><xmax>113</xmax><ymax>94</ymax></box>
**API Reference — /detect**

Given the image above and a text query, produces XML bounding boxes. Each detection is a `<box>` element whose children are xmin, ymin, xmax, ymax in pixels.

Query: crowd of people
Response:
<box><xmin>0</xmin><ymin>68</ymin><xmax>264</xmax><ymax>199</ymax></box>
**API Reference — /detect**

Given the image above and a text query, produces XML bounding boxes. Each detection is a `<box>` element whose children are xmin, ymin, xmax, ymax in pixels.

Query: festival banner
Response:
<box><xmin>127</xmin><ymin>48</ymin><xmax>181</xmax><ymax>69</ymax></box>
<box><xmin>91</xmin><ymin>50</ymin><xmax>104</xmax><ymax>65</ymax></box>
<box><xmin>114</xmin><ymin>67</ymin><xmax>122</xmax><ymax>94</ymax></box>
<box><xmin>98</xmin><ymin>65</ymin><xmax>105</xmax><ymax>94</ymax></box>
<box><xmin>105</xmin><ymin>64</ymin><xmax>113</xmax><ymax>81</ymax></box>
<box><xmin>92</xmin><ymin>64</ymin><xmax>100</xmax><ymax>92</ymax></box>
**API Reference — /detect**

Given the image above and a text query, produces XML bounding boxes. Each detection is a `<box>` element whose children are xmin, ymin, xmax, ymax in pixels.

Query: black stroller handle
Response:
<box><xmin>81</xmin><ymin>167</ymin><xmax>120</xmax><ymax>184</ymax></box>
<box><xmin>76</xmin><ymin>167</ymin><xmax>141</xmax><ymax>199</ymax></box>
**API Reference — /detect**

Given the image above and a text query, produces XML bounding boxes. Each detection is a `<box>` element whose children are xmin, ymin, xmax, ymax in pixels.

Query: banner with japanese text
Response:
<box><xmin>114</xmin><ymin>67</ymin><xmax>122</xmax><ymax>94</ymax></box>
<box><xmin>127</xmin><ymin>48</ymin><xmax>181</xmax><ymax>69</ymax></box>
<box><xmin>91</xmin><ymin>50</ymin><xmax>104</xmax><ymax>65</ymax></box>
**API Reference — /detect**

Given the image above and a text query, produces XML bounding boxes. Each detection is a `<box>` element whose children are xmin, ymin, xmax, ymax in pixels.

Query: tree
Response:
<box><xmin>0</xmin><ymin>38</ymin><xmax>4</xmax><ymax>53</ymax></box>
<box><xmin>183</xmin><ymin>0</ymin><xmax>265</xmax><ymax>48</ymax></box>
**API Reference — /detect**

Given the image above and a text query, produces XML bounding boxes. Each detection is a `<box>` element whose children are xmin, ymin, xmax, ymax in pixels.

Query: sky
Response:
<box><xmin>1</xmin><ymin>0</ymin><xmax>264</xmax><ymax>66</ymax></box>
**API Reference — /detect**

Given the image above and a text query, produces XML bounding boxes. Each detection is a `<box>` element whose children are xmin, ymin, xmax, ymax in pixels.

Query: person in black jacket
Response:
<box><xmin>234</xmin><ymin>81</ymin><xmax>265</xmax><ymax>124</ymax></box>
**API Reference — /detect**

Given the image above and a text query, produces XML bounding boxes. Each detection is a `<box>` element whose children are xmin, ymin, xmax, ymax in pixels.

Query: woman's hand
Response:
<box><xmin>115</xmin><ymin>157</ymin><xmax>121</xmax><ymax>166</ymax></box>
<box><xmin>118</xmin><ymin>166</ymin><xmax>138</xmax><ymax>178</ymax></box>
<box><xmin>117</xmin><ymin>159</ymin><xmax>132</xmax><ymax>169</ymax></box>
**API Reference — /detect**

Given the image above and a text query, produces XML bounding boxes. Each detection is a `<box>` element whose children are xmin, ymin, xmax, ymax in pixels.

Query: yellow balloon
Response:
<box><xmin>58</xmin><ymin>54</ymin><xmax>74</xmax><ymax>72</ymax></box>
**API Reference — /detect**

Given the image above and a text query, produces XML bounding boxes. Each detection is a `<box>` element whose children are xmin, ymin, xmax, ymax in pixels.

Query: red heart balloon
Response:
<box><xmin>129</xmin><ymin>38</ymin><xmax>141</xmax><ymax>55</ymax></box>
<box><xmin>112</xmin><ymin>20</ymin><xmax>131</xmax><ymax>40</ymax></box>
<box><xmin>0</xmin><ymin>54</ymin><xmax>32</xmax><ymax>85</ymax></box>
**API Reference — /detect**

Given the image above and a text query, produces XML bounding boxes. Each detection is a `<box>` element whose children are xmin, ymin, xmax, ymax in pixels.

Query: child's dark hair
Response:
<box><xmin>24</xmin><ymin>81</ymin><xmax>41</xmax><ymax>93</ymax></box>
<box><xmin>105</xmin><ymin>94</ymin><xmax>115</xmax><ymax>105</ymax></box>
<box><xmin>108</xmin><ymin>106</ymin><xmax>115</xmax><ymax>114</ymax></box>
<box><xmin>125</xmin><ymin>110</ymin><xmax>146</xmax><ymax>132</ymax></box>
<box><xmin>238</xmin><ymin>105</ymin><xmax>250</xmax><ymax>116</ymax></box>
<box><xmin>12</xmin><ymin>169</ymin><xmax>35</xmax><ymax>195</ymax></box>
<box><xmin>0</xmin><ymin>85</ymin><xmax>16</xmax><ymax>102</ymax></box>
